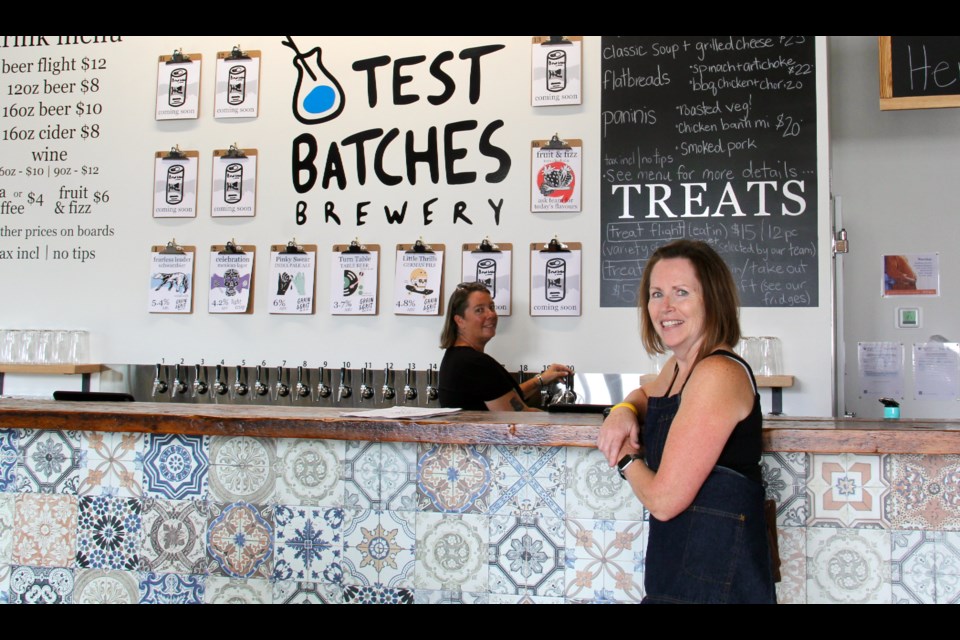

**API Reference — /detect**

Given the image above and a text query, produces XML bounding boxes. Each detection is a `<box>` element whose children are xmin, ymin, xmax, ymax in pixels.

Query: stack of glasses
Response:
<box><xmin>0</xmin><ymin>329</ymin><xmax>89</xmax><ymax>365</ymax></box>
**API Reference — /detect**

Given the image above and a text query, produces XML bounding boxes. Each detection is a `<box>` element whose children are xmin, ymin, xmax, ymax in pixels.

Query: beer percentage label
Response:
<box><xmin>270</xmin><ymin>249</ymin><xmax>316</xmax><ymax>314</ymax></box>
<box><xmin>330</xmin><ymin>250</ymin><xmax>379</xmax><ymax>315</ymax></box>
<box><xmin>149</xmin><ymin>251</ymin><xmax>194</xmax><ymax>313</ymax></box>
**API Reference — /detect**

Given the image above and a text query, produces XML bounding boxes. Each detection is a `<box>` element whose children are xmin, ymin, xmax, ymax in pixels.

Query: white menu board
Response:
<box><xmin>269</xmin><ymin>248</ymin><xmax>316</xmax><ymax>315</ymax></box>
<box><xmin>155</xmin><ymin>55</ymin><xmax>201</xmax><ymax>120</ymax></box>
<box><xmin>211</xmin><ymin>152</ymin><xmax>257</xmax><ymax>218</ymax></box>
<box><xmin>153</xmin><ymin>152</ymin><xmax>198</xmax><ymax>218</ymax></box>
<box><xmin>394</xmin><ymin>248</ymin><xmax>443</xmax><ymax>316</ymax></box>
<box><xmin>530</xmin><ymin>246</ymin><xmax>582</xmax><ymax>317</ymax></box>
<box><xmin>209</xmin><ymin>249</ymin><xmax>254</xmax><ymax>314</ymax></box>
<box><xmin>214</xmin><ymin>51</ymin><xmax>261</xmax><ymax>119</ymax></box>
<box><xmin>148</xmin><ymin>249</ymin><xmax>194</xmax><ymax>314</ymax></box>
<box><xmin>461</xmin><ymin>247</ymin><xmax>512</xmax><ymax>316</ymax></box>
<box><xmin>330</xmin><ymin>248</ymin><xmax>379</xmax><ymax>315</ymax></box>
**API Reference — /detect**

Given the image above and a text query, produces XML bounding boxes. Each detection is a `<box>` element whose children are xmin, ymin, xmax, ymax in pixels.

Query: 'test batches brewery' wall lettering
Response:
<box><xmin>287</xmin><ymin>37</ymin><xmax>512</xmax><ymax>229</ymax></box>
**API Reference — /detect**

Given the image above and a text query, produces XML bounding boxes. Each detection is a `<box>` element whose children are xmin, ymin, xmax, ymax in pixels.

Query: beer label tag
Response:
<box><xmin>462</xmin><ymin>249</ymin><xmax>512</xmax><ymax>316</ymax></box>
<box><xmin>531</xmin><ymin>36</ymin><xmax>583</xmax><ymax>107</ymax></box>
<box><xmin>214</xmin><ymin>51</ymin><xmax>261</xmax><ymax>119</ymax></box>
<box><xmin>153</xmin><ymin>151</ymin><xmax>199</xmax><ymax>218</ymax></box>
<box><xmin>156</xmin><ymin>55</ymin><xmax>201</xmax><ymax>120</ymax></box>
<box><xmin>531</xmin><ymin>247</ymin><xmax>582</xmax><ymax>316</ymax></box>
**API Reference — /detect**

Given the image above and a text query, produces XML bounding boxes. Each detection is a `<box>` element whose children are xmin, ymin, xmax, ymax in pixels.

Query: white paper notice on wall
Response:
<box><xmin>394</xmin><ymin>246</ymin><xmax>444</xmax><ymax>316</ymax></box>
<box><xmin>156</xmin><ymin>54</ymin><xmax>201</xmax><ymax>120</ymax></box>
<box><xmin>461</xmin><ymin>243</ymin><xmax>512</xmax><ymax>316</ymax></box>
<box><xmin>153</xmin><ymin>150</ymin><xmax>199</xmax><ymax>218</ymax></box>
<box><xmin>214</xmin><ymin>50</ymin><xmax>261</xmax><ymax>119</ymax></box>
<box><xmin>531</xmin><ymin>36</ymin><xmax>582</xmax><ymax>106</ymax></box>
<box><xmin>531</xmin><ymin>139</ymin><xmax>582</xmax><ymax>212</ymax></box>
<box><xmin>148</xmin><ymin>246</ymin><xmax>195</xmax><ymax>314</ymax></box>
<box><xmin>268</xmin><ymin>245</ymin><xmax>316</xmax><ymax>315</ymax></box>
<box><xmin>211</xmin><ymin>149</ymin><xmax>257</xmax><ymax>217</ymax></box>
<box><xmin>209</xmin><ymin>246</ymin><xmax>255</xmax><ymax>314</ymax></box>
<box><xmin>530</xmin><ymin>242</ymin><xmax>581</xmax><ymax>316</ymax></box>
<box><xmin>857</xmin><ymin>341</ymin><xmax>904</xmax><ymax>399</ymax></box>
<box><xmin>913</xmin><ymin>342</ymin><xmax>960</xmax><ymax>401</ymax></box>
<box><xmin>331</xmin><ymin>245</ymin><xmax>379</xmax><ymax>315</ymax></box>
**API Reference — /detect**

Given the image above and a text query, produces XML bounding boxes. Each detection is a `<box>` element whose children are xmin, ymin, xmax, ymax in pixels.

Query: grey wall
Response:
<box><xmin>830</xmin><ymin>36</ymin><xmax>960</xmax><ymax>419</ymax></box>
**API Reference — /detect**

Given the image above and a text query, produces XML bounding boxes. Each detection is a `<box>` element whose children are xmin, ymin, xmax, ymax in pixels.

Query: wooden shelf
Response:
<box><xmin>0</xmin><ymin>364</ymin><xmax>107</xmax><ymax>375</ymax></box>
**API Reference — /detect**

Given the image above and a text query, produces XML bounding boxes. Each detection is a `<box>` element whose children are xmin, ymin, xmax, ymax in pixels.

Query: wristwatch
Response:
<box><xmin>617</xmin><ymin>453</ymin><xmax>643</xmax><ymax>480</ymax></box>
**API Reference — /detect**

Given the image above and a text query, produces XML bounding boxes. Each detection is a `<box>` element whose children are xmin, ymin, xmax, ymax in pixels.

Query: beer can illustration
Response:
<box><xmin>546</xmin><ymin>50</ymin><xmax>566</xmax><ymax>93</ymax></box>
<box><xmin>476</xmin><ymin>259</ymin><xmax>497</xmax><ymax>299</ymax></box>
<box><xmin>227</xmin><ymin>65</ymin><xmax>246</xmax><ymax>105</ymax></box>
<box><xmin>168</xmin><ymin>67</ymin><xmax>187</xmax><ymax>107</ymax></box>
<box><xmin>545</xmin><ymin>258</ymin><xmax>566</xmax><ymax>302</ymax></box>
<box><xmin>224</xmin><ymin>163</ymin><xmax>243</xmax><ymax>204</ymax></box>
<box><xmin>165</xmin><ymin>164</ymin><xmax>184</xmax><ymax>205</ymax></box>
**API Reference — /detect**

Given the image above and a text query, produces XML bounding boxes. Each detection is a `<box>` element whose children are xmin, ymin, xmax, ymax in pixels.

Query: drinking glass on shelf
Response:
<box><xmin>758</xmin><ymin>336</ymin><xmax>783</xmax><ymax>376</ymax></box>
<box><xmin>738</xmin><ymin>336</ymin><xmax>762</xmax><ymax>373</ymax></box>
<box><xmin>19</xmin><ymin>330</ymin><xmax>39</xmax><ymax>364</ymax></box>
<box><xmin>0</xmin><ymin>330</ymin><xmax>18</xmax><ymax>363</ymax></box>
<box><xmin>34</xmin><ymin>330</ymin><xmax>56</xmax><ymax>364</ymax></box>
<box><xmin>52</xmin><ymin>330</ymin><xmax>71</xmax><ymax>364</ymax></box>
<box><xmin>67</xmin><ymin>330</ymin><xmax>89</xmax><ymax>364</ymax></box>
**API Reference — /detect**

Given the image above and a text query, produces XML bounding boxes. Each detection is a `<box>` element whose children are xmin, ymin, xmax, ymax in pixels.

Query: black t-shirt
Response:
<box><xmin>438</xmin><ymin>346</ymin><xmax>522</xmax><ymax>410</ymax></box>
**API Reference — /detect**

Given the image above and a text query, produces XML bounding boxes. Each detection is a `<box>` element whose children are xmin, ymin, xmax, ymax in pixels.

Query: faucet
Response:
<box><xmin>295</xmin><ymin>366</ymin><xmax>311</xmax><ymax>398</ymax></box>
<box><xmin>317</xmin><ymin>366</ymin><xmax>332</xmax><ymax>399</ymax></box>
<box><xmin>425</xmin><ymin>366</ymin><xmax>439</xmax><ymax>401</ymax></box>
<box><xmin>172</xmin><ymin>363</ymin><xmax>189</xmax><ymax>396</ymax></box>
<box><xmin>254</xmin><ymin>365</ymin><xmax>270</xmax><ymax>397</ymax></box>
<box><xmin>192</xmin><ymin>364</ymin><xmax>208</xmax><ymax>396</ymax></box>
<box><xmin>557</xmin><ymin>371</ymin><xmax>578</xmax><ymax>405</ymax></box>
<box><xmin>275</xmin><ymin>366</ymin><xmax>290</xmax><ymax>398</ymax></box>
<box><xmin>381</xmin><ymin>366</ymin><xmax>395</xmax><ymax>402</ymax></box>
<box><xmin>233</xmin><ymin>365</ymin><xmax>249</xmax><ymax>397</ymax></box>
<box><xmin>359</xmin><ymin>367</ymin><xmax>374</xmax><ymax>401</ymax></box>
<box><xmin>213</xmin><ymin>364</ymin><xmax>229</xmax><ymax>396</ymax></box>
<box><xmin>337</xmin><ymin>367</ymin><xmax>352</xmax><ymax>401</ymax></box>
<box><xmin>152</xmin><ymin>364</ymin><xmax>168</xmax><ymax>397</ymax></box>
<box><xmin>403</xmin><ymin>367</ymin><xmax>417</xmax><ymax>402</ymax></box>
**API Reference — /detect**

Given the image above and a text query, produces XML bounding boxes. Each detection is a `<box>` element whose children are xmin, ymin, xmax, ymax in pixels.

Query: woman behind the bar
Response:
<box><xmin>438</xmin><ymin>281</ymin><xmax>571</xmax><ymax>411</ymax></box>
<box><xmin>597</xmin><ymin>239</ymin><xmax>776</xmax><ymax>603</ymax></box>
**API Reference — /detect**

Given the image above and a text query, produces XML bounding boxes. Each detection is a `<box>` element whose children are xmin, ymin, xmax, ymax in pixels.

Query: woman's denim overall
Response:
<box><xmin>641</xmin><ymin>372</ymin><xmax>776</xmax><ymax>604</ymax></box>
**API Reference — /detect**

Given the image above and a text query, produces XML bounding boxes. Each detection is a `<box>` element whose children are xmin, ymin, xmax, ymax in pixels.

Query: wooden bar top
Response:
<box><xmin>1</xmin><ymin>397</ymin><xmax>958</xmax><ymax>454</ymax></box>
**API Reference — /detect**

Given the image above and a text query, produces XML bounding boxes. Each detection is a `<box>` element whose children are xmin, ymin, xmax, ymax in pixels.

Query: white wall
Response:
<box><xmin>830</xmin><ymin>36</ymin><xmax>960</xmax><ymax>420</ymax></box>
<box><xmin>0</xmin><ymin>36</ymin><xmax>834</xmax><ymax>415</ymax></box>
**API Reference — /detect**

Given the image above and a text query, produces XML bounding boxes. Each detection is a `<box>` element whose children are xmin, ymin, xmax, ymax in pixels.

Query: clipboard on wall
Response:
<box><xmin>331</xmin><ymin>241</ymin><xmax>381</xmax><ymax>315</ymax></box>
<box><xmin>148</xmin><ymin>241</ymin><xmax>196</xmax><ymax>314</ymax></box>
<box><xmin>268</xmin><ymin>241</ymin><xmax>318</xmax><ymax>315</ymax></box>
<box><xmin>209</xmin><ymin>241</ymin><xmax>256</xmax><ymax>314</ymax></box>
<box><xmin>462</xmin><ymin>239</ymin><xmax>513</xmax><ymax>316</ymax></box>
<box><xmin>530</xmin><ymin>239</ymin><xmax>582</xmax><ymax>317</ymax></box>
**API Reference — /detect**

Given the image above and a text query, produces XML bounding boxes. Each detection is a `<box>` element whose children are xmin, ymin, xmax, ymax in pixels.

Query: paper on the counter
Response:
<box><xmin>339</xmin><ymin>407</ymin><xmax>462</xmax><ymax>419</ymax></box>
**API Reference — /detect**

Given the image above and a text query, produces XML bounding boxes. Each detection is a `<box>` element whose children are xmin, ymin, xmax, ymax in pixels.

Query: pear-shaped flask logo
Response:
<box><xmin>283</xmin><ymin>36</ymin><xmax>345</xmax><ymax>125</ymax></box>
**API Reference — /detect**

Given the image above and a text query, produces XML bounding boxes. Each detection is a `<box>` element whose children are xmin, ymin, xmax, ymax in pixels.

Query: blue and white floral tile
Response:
<box><xmin>273</xmin><ymin>579</ymin><xmax>343</xmax><ymax>604</ymax></box>
<box><xmin>417</xmin><ymin>444</ymin><xmax>492</xmax><ymax>514</ymax></box>
<box><xmin>12</xmin><ymin>493</ymin><xmax>77</xmax><ymax>568</ymax></box>
<box><xmin>763</xmin><ymin>451</ymin><xmax>809</xmax><ymax>527</ymax></box>
<box><xmin>806</xmin><ymin>527</ymin><xmax>891</xmax><ymax>603</ymax></box>
<box><xmin>343</xmin><ymin>508</ymin><xmax>415</xmax><ymax>590</ymax></box>
<box><xmin>207</xmin><ymin>501</ymin><xmax>273</xmax><ymax>580</ymax></box>
<box><xmin>883</xmin><ymin>454</ymin><xmax>960</xmax><ymax>531</ymax></box>
<box><xmin>0</xmin><ymin>429</ymin><xmax>18</xmax><ymax>492</ymax></box>
<box><xmin>142</xmin><ymin>434</ymin><xmax>209</xmax><ymax>501</ymax></box>
<box><xmin>273</xmin><ymin>504</ymin><xmax>343</xmax><ymax>584</ymax></box>
<box><xmin>344</xmin><ymin>440</ymin><xmax>381</xmax><ymax>512</ymax></box>
<box><xmin>0</xmin><ymin>493</ymin><xmax>13</xmax><ymax>564</ymax></box>
<box><xmin>381</xmin><ymin>441</ymin><xmax>417</xmax><ymax>477</ymax></box>
<box><xmin>564</xmin><ymin>518</ymin><xmax>644</xmax><ymax>603</ymax></box>
<box><xmin>138</xmin><ymin>571</ymin><xmax>204</xmax><ymax>604</ymax></box>
<box><xmin>938</xmin><ymin>532</ymin><xmax>960</xmax><ymax>604</ymax></box>
<box><xmin>488</xmin><ymin>514</ymin><xmax>565</xmax><ymax>597</ymax></box>
<box><xmin>809</xmin><ymin>453</ymin><xmax>885</xmax><ymax>528</ymax></box>
<box><xmin>208</xmin><ymin>436</ymin><xmax>277</xmax><ymax>504</ymax></box>
<box><xmin>73</xmin><ymin>569</ymin><xmax>139</xmax><ymax>604</ymax></box>
<box><xmin>16</xmin><ymin>429</ymin><xmax>81</xmax><ymax>494</ymax></box>
<box><xmin>487</xmin><ymin>446</ymin><xmax>565</xmax><ymax>519</ymax></box>
<box><xmin>274</xmin><ymin>438</ymin><xmax>344</xmax><ymax>507</ymax></box>
<box><xmin>343</xmin><ymin>584</ymin><xmax>415</xmax><ymax>604</ymax></box>
<box><xmin>0</xmin><ymin>563</ymin><xmax>8</xmax><ymax>604</ymax></box>
<box><xmin>565</xmin><ymin>447</ymin><xmax>644</xmax><ymax>521</ymax></box>
<box><xmin>205</xmin><ymin>576</ymin><xmax>272</xmax><ymax>603</ymax></box>
<box><xmin>139</xmin><ymin>498</ymin><xmax>210</xmax><ymax>574</ymax></box>
<box><xmin>490</xmin><ymin>593</ymin><xmax>564</xmax><ymax>604</ymax></box>
<box><xmin>381</xmin><ymin>472</ymin><xmax>418</xmax><ymax>512</ymax></box>
<box><xmin>76</xmin><ymin>495</ymin><xmax>142</xmax><ymax>571</ymax></box>
<box><xmin>8</xmin><ymin>565</ymin><xmax>73</xmax><ymax>603</ymax></box>
<box><xmin>891</xmin><ymin>530</ymin><xmax>938</xmax><ymax>604</ymax></box>
<box><xmin>774</xmin><ymin>525</ymin><xmax>806</xmax><ymax>604</ymax></box>
<box><xmin>415</xmin><ymin>512</ymin><xmax>489</xmax><ymax>592</ymax></box>
<box><xmin>414</xmin><ymin>588</ymin><xmax>489</xmax><ymax>604</ymax></box>
<box><xmin>79</xmin><ymin>431</ymin><xmax>144</xmax><ymax>498</ymax></box>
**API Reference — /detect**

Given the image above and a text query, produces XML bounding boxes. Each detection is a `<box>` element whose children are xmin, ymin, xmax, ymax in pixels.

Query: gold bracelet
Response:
<box><xmin>611</xmin><ymin>402</ymin><xmax>638</xmax><ymax>416</ymax></box>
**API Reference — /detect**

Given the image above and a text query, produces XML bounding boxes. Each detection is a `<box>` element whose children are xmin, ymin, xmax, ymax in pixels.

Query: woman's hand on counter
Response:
<box><xmin>597</xmin><ymin>391</ymin><xmax>646</xmax><ymax>467</ymax></box>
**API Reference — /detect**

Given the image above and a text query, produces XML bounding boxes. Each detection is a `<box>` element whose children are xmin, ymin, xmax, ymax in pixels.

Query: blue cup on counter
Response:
<box><xmin>879</xmin><ymin>397</ymin><xmax>900</xmax><ymax>420</ymax></box>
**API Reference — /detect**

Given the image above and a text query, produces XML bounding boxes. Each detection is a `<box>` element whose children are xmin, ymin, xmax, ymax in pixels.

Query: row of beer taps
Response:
<box><xmin>151</xmin><ymin>363</ymin><xmax>439</xmax><ymax>404</ymax></box>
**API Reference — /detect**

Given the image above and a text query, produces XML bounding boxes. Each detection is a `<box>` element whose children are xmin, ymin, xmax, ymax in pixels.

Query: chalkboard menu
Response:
<box><xmin>600</xmin><ymin>36</ymin><xmax>819</xmax><ymax>308</ymax></box>
<box><xmin>879</xmin><ymin>36</ymin><xmax>960</xmax><ymax>110</ymax></box>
